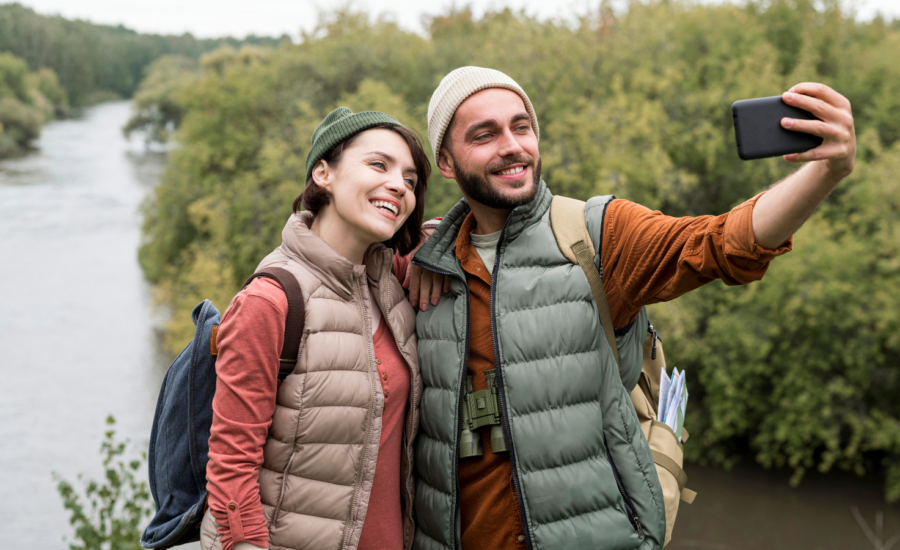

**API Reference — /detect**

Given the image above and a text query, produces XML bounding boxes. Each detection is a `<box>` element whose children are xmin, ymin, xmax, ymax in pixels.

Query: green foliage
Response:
<box><xmin>123</xmin><ymin>55</ymin><xmax>199</xmax><ymax>143</ymax></box>
<box><xmin>54</xmin><ymin>415</ymin><xmax>154</xmax><ymax>550</ymax></box>
<box><xmin>133</xmin><ymin>1</ymin><xmax>900</xmax><ymax>499</ymax></box>
<box><xmin>0</xmin><ymin>3</ymin><xmax>288</xmax><ymax>107</ymax></box>
<box><xmin>0</xmin><ymin>51</ymin><xmax>67</xmax><ymax>156</ymax></box>
<box><xmin>29</xmin><ymin>67</ymin><xmax>70</xmax><ymax>116</ymax></box>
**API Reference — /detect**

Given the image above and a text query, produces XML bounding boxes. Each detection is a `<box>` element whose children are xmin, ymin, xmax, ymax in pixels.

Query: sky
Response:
<box><xmin>14</xmin><ymin>0</ymin><xmax>900</xmax><ymax>39</ymax></box>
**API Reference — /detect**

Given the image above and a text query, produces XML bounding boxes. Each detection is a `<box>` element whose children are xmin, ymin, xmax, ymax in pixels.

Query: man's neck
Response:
<box><xmin>466</xmin><ymin>199</ymin><xmax>511</xmax><ymax>235</ymax></box>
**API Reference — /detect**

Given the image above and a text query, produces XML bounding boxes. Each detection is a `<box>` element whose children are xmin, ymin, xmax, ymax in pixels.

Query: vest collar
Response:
<box><xmin>278</xmin><ymin>212</ymin><xmax>390</xmax><ymax>298</ymax></box>
<box><xmin>414</xmin><ymin>179</ymin><xmax>552</xmax><ymax>277</ymax></box>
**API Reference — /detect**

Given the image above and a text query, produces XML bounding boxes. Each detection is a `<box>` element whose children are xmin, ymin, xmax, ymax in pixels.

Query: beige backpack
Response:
<box><xmin>549</xmin><ymin>196</ymin><xmax>696</xmax><ymax>546</ymax></box>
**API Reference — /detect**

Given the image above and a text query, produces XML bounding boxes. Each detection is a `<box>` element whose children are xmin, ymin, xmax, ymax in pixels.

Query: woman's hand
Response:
<box><xmin>409</xmin><ymin>265</ymin><xmax>449</xmax><ymax>311</ymax></box>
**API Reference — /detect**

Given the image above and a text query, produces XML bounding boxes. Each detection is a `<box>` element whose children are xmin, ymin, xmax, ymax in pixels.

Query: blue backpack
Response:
<box><xmin>141</xmin><ymin>267</ymin><xmax>305</xmax><ymax>549</ymax></box>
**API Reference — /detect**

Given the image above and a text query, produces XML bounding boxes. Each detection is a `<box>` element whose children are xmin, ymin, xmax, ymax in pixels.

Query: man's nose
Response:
<box><xmin>496</xmin><ymin>128</ymin><xmax>524</xmax><ymax>157</ymax></box>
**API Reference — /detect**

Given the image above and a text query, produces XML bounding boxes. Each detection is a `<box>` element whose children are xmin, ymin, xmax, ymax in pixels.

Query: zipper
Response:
<box><xmin>605</xmin><ymin>442</ymin><xmax>645</xmax><ymax>539</ymax></box>
<box><xmin>487</xmin><ymin>226</ymin><xmax>535</xmax><ymax>550</ymax></box>
<box><xmin>413</xmin><ymin>258</ymin><xmax>470</xmax><ymax>550</ymax></box>
<box><xmin>381</xmin><ymin>252</ymin><xmax>420</xmax><ymax>550</ymax></box>
<box><xmin>341</xmin><ymin>276</ymin><xmax>379</xmax><ymax>550</ymax></box>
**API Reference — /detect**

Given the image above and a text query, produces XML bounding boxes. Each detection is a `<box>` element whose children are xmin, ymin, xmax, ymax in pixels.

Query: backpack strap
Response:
<box><xmin>242</xmin><ymin>267</ymin><xmax>306</xmax><ymax>379</ymax></box>
<box><xmin>549</xmin><ymin>195</ymin><xmax>620</xmax><ymax>368</ymax></box>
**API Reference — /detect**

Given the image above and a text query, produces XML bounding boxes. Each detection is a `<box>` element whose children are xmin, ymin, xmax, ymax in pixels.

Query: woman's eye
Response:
<box><xmin>371</xmin><ymin>161</ymin><xmax>386</xmax><ymax>170</ymax></box>
<box><xmin>405</xmin><ymin>178</ymin><xmax>417</xmax><ymax>188</ymax></box>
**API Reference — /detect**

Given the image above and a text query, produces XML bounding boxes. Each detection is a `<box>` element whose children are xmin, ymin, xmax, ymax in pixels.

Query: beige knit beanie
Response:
<box><xmin>427</xmin><ymin>66</ymin><xmax>539</xmax><ymax>162</ymax></box>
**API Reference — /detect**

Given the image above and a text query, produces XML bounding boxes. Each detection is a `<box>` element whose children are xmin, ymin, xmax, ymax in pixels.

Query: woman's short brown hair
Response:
<box><xmin>293</xmin><ymin>124</ymin><xmax>431</xmax><ymax>257</ymax></box>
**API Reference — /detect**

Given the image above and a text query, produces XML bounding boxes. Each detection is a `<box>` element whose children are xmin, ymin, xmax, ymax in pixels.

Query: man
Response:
<box><xmin>405</xmin><ymin>66</ymin><xmax>855</xmax><ymax>550</ymax></box>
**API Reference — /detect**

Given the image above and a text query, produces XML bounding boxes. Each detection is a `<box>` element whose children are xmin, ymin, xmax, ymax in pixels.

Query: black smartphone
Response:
<box><xmin>732</xmin><ymin>96</ymin><xmax>823</xmax><ymax>160</ymax></box>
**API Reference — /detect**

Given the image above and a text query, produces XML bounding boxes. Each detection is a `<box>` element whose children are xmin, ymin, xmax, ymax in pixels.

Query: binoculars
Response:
<box><xmin>459</xmin><ymin>369</ymin><xmax>508</xmax><ymax>458</ymax></box>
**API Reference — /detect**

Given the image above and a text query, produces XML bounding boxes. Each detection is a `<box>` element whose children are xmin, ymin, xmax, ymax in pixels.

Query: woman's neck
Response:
<box><xmin>309</xmin><ymin>211</ymin><xmax>372</xmax><ymax>265</ymax></box>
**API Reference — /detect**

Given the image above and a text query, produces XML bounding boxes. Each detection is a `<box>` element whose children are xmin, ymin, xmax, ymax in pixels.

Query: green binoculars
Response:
<box><xmin>459</xmin><ymin>369</ymin><xmax>508</xmax><ymax>459</ymax></box>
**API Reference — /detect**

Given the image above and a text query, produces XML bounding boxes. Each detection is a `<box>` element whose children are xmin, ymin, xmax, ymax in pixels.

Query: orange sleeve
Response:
<box><xmin>601</xmin><ymin>193</ymin><xmax>793</xmax><ymax>328</ymax></box>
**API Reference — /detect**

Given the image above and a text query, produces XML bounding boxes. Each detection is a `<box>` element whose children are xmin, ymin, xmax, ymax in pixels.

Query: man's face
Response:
<box><xmin>438</xmin><ymin>88</ymin><xmax>540</xmax><ymax>209</ymax></box>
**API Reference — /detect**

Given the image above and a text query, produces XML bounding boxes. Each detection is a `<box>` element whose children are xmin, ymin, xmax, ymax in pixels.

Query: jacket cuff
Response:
<box><xmin>212</xmin><ymin>501</ymin><xmax>269</xmax><ymax>550</ymax></box>
<box><xmin>722</xmin><ymin>192</ymin><xmax>793</xmax><ymax>262</ymax></box>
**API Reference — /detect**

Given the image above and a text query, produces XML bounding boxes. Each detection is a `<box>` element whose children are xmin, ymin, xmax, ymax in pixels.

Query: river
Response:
<box><xmin>0</xmin><ymin>101</ymin><xmax>896</xmax><ymax>549</ymax></box>
<box><xmin>0</xmin><ymin>101</ymin><xmax>185</xmax><ymax>548</ymax></box>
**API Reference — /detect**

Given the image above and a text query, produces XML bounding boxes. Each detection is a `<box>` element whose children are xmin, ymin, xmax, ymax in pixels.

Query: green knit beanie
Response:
<box><xmin>305</xmin><ymin>107</ymin><xmax>402</xmax><ymax>182</ymax></box>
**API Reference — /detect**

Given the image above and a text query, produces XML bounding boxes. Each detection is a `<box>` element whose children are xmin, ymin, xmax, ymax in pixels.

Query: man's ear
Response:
<box><xmin>311</xmin><ymin>159</ymin><xmax>331</xmax><ymax>189</ymax></box>
<box><xmin>436</xmin><ymin>148</ymin><xmax>456</xmax><ymax>180</ymax></box>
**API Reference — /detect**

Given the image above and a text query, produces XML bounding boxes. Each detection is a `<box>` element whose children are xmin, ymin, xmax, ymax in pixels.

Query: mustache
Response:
<box><xmin>485</xmin><ymin>155</ymin><xmax>535</xmax><ymax>174</ymax></box>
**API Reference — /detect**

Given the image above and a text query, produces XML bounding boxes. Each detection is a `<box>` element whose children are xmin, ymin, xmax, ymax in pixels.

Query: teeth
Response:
<box><xmin>497</xmin><ymin>166</ymin><xmax>525</xmax><ymax>176</ymax></box>
<box><xmin>371</xmin><ymin>200</ymin><xmax>398</xmax><ymax>216</ymax></box>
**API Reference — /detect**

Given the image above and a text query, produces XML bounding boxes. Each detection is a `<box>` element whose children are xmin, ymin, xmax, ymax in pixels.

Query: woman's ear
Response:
<box><xmin>311</xmin><ymin>159</ymin><xmax>331</xmax><ymax>189</ymax></box>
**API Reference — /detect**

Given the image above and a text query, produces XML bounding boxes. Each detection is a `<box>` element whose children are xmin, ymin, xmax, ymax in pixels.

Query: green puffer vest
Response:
<box><xmin>411</xmin><ymin>180</ymin><xmax>665</xmax><ymax>550</ymax></box>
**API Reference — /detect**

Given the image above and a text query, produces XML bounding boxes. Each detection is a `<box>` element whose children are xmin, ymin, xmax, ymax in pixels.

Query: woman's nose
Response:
<box><xmin>384</xmin><ymin>173</ymin><xmax>407</xmax><ymax>196</ymax></box>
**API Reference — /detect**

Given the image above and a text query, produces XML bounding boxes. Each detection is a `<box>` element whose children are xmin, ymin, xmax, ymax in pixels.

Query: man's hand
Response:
<box><xmin>408</xmin><ymin>264</ymin><xmax>450</xmax><ymax>312</ymax></box>
<box><xmin>781</xmin><ymin>83</ymin><xmax>856</xmax><ymax>178</ymax></box>
<box><xmin>751</xmin><ymin>83</ymin><xmax>855</xmax><ymax>249</ymax></box>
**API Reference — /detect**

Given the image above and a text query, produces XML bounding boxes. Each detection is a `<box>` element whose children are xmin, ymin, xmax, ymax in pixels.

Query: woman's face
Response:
<box><xmin>312</xmin><ymin>128</ymin><xmax>418</xmax><ymax>247</ymax></box>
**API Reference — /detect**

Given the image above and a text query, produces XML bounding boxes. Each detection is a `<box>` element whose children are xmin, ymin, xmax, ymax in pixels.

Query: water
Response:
<box><xmin>0</xmin><ymin>101</ymin><xmax>174</xmax><ymax>547</ymax></box>
<box><xmin>670</xmin><ymin>461</ymin><xmax>900</xmax><ymax>550</ymax></box>
<box><xmin>0</xmin><ymin>100</ymin><xmax>896</xmax><ymax>549</ymax></box>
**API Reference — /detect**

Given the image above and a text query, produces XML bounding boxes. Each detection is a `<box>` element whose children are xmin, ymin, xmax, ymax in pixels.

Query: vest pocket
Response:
<box><xmin>605</xmin><ymin>442</ymin><xmax>645</xmax><ymax>540</ymax></box>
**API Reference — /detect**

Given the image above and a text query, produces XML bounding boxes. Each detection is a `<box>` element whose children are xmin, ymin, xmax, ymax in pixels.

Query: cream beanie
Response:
<box><xmin>427</xmin><ymin>66</ymin><xmax>539</xmax><ymax>162</ymax></box>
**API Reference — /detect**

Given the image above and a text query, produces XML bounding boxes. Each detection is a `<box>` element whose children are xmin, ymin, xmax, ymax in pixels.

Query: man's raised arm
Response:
<box><xmin>751</xmin><ymin>83</ymin><xmax>856</xmax><ymax>248</ymax></box>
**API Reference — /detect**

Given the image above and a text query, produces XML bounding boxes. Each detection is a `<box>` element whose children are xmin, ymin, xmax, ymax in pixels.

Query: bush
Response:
<box><xmin>54</xmin><ymin>416</ymin><xmax>154</xmax><ymax>550</ymax></box>
<box><xmin>0</xmin><ymin>51</ymin><xmax>70</xmax><ymax>155</ymax></box>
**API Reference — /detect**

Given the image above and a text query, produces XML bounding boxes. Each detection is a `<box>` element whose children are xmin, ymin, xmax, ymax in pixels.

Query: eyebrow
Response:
<box><xmin>464</xmin><ymin>119</ymin><xmax>498</xmax><ymax>141</ymax></box>
<box><xmin>511</xmin><ymin>113</ymin><xmax>531</xmax><ymax>125</ymax></box>
<box><xmin>464</xmin><ymin>112</ymin><xmax>532</xmax><ymax>141</ymax></box>
<box><xmin>366</xmin><ymin>151</ymin><xmax>417</xmax><ymax>177</ymax></box>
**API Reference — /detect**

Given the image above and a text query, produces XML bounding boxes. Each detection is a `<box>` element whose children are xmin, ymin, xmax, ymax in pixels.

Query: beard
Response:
<box><xmin>452</xmin><ymin>154</ymin><xmax>541</xmax><ymax>210</ymax></box>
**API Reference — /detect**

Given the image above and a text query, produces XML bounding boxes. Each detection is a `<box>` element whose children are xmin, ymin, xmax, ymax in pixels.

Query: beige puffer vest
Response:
<box><xmin>200</xmin><ymin>212</ymin><xmax>422</xmax><ymax>550</ymax></box>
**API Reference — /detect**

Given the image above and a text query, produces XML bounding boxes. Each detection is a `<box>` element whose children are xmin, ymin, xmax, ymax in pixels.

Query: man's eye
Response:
<box><xmin>475</xmin><ymin>133</ymin><xmax>491</xmax><ymax>141</ymax></box>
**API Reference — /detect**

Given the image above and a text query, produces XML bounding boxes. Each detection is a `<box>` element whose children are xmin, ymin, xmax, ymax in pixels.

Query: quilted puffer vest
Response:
<box><xmin>200</xmin><ymin>212</ymin><xmax>422</xmax><ymax>550</ymax></box>
<box><xmin>411</xmin><ymin>181</ymin><xmax>665</xmax><ymax>550</ymax></box>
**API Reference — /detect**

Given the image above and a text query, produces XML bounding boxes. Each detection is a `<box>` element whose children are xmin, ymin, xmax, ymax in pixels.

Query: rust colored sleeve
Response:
<box><xmin>206</xmin><ymin>277</ymin><xmax>287</xmax><ymax>550</ymax></box>
<box><xmin>601</xmin><ymin>193</ymin><xmax>793</xmax><ymax>328</ymax></box>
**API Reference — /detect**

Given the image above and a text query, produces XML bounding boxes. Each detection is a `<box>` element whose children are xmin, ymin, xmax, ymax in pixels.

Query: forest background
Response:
<box><xmin>0</xmin><ymin>2</ymin><xmax>283</xmax><ymax>156</ymax></box>
<box><xmin>4</xmin><ymin>0</ymin><xmax>899</xmax><ymax>504</ymax></box>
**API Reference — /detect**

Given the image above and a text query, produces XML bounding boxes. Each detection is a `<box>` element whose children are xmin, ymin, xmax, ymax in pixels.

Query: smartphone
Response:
<box><xmin>732</xmin><ymin>96</ymin><xmax>823</xmax><ymax>160</ymax></box>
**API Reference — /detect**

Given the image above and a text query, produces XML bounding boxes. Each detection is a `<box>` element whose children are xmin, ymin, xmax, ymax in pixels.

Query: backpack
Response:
<box><xmin>140</xmin><ymin>267</ymin><xmax>305</xmax><ymax>549</ymax></box>
<box><xmin>549</xmin><ymin>196</ymin><xmax>696</xmax><ymax>547</ymax></box>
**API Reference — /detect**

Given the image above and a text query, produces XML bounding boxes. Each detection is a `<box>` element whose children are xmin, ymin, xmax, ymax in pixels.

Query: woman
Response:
<box><xmin>200</xmin><ymin>107</ymin><xmax>429</xmax><ymax>550</ymax></box>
